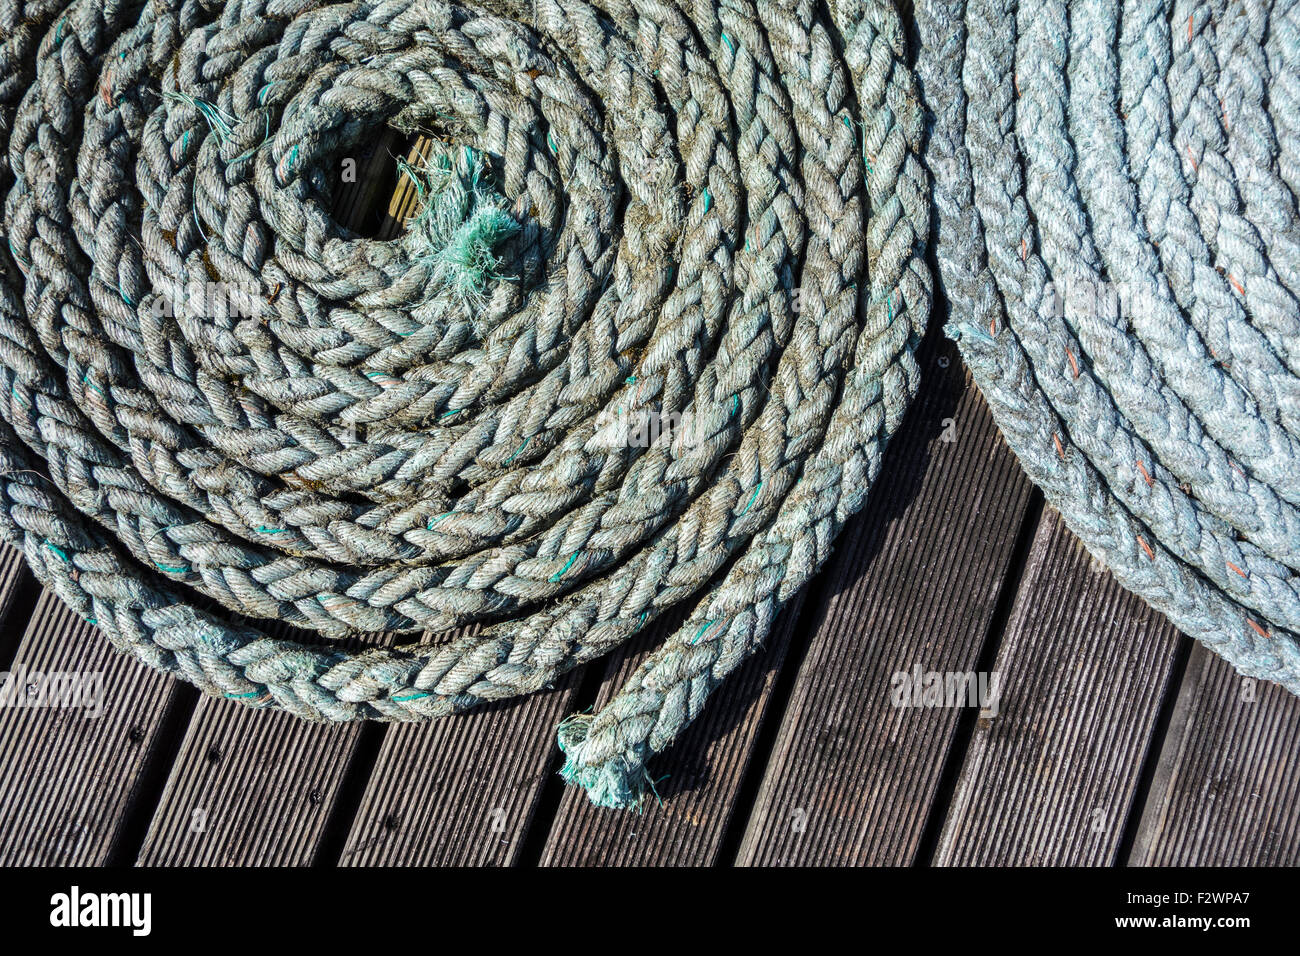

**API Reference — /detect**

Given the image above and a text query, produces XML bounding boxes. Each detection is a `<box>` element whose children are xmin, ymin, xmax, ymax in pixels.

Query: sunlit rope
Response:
<box><xmin>917</xmin><ymin>0</ymin><xmax>1300</xmax><ymax>694</ymax></box>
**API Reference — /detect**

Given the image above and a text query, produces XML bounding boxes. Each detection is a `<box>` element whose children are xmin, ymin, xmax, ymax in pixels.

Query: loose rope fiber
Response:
<box><xmin>0</xmin><ymin>0</ymin><xmax>930</xmax><ymax>807</ymax></box>
<box><xmin>917</xmin><ymin>0</ymin><xmax>1300</xmax><ymax>693</ymax></box>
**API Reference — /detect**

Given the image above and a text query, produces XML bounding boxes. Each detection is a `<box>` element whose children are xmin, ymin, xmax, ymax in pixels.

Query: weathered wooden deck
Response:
<box><xmin>1</xmin><ymin>131</ymin><xmax>1297</xmax><ymax>868</ymax></box>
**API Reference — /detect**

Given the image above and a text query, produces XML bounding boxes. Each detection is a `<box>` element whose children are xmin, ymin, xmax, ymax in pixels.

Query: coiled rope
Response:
<box><xmin>0</xmin><ymin>0</ymin><xmax>930</xmax><ymax>807</ymax></box>
<box><xmin>917</xmin><ymin>0</ymin><xmax>1300</xmax><ymax>693</ymax></box>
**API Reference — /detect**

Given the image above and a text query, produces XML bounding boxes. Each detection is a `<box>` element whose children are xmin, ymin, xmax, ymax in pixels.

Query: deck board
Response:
<box><xmin>931</xmin><ymin>510</ymin><xmax>1184</xmax><ymax>865</ymax></box>
<box><xmin>733</xmin><ymin>347</ymin><xmax>1037</xmax><ymax>866</ymax></box>
<box><xmin>1128</xmin><ymin>643</ymin><xmax>1300</xmax><ymax>866</ymax></box>
<box><xmin>338</xmin><ymin>673</ymin><xmax>582</xmax><ymax>866</ymax></box>
<box><xmin>0</xmin><ymin>590</ymin><xmax>186</xmax><ymax>865</ymax></box>
<box><xmin>135</xmin><ymin>697</ymin><xmax>370</xmax><ymax>866</ymax></box>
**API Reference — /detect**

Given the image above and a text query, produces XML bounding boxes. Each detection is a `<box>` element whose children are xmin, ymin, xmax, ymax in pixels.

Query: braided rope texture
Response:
<box><xmin>917</xmin><ymin>0</ymin><xmax>1300</xmax><ymax>700</ymax></box>
<box><xmin>0</xmin><ymin>0</ymin><xmax>931</xmax><ymax>807</ymax></box>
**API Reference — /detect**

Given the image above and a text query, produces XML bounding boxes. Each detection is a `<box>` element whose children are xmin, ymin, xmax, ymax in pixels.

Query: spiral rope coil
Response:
<box><xmin>917</xmin><ymin>0</ymin><xmax>1300</xmax><ymax>695</ymax></box>
<box><xmin>0</xmin><ymin>0</ymin><xmax>930</xmax><ymax>807</ymax></box>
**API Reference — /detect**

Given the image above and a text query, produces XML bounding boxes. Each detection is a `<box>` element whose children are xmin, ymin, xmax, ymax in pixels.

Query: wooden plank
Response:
<box><xmin>134</xmin><ymin>694</ymin><xmax>370</xmax><ymax>866</ymax></box>
<box><xmin>338</xmin><ymin>673</ymin><xmax>582</xmax><ymax>866</ymax></box>
<box><xmin>1128</xmin><ymin>642</ymin><xmax>1300</xmax><ymax>865</ymax></box>
<box><xmin>0</xmin><ymin>589</ymin><xmax>186</xmax><ymax>865</ymax></box>
<box><xmin>385</xmin><ymin>136</ymin><xmax>433</xmax><ymax>227</ymax></box>
<box><xmin>732</xmin><ymin>348</ymin><xmax>1037</xmax><ymax>866</ymax></box>
<box><xmin>931</xmin><ymin>510</ymin><xmax>1184</xmax><ymax>865</ymax></box>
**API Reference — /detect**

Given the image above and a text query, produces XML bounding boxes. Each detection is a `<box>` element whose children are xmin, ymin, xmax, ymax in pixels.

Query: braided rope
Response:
<box><xmin>0</xmin><ymin>0</ymin><xmax>929</xmax><ymax>807</ymax></box>
<box><xmin>917</xmin><ymin>0</ymin><xmax>1300</xmax><ymax>697</ymax></box>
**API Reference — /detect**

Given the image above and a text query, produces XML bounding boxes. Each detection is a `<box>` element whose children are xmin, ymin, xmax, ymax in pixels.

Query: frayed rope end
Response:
<box><xmin>403</xmin><ymin>145</ymin><xmax>520</xmax><ymax>306</ymax></box>
<box><xmin>943</xmin><ymin>320</ymin><xmax>994</xmax><ymax>345</ymax></box>
<box><xmin>556</xmin><ymin>713</ymin><xmax>653</xmax><ymax>811</ymax></box>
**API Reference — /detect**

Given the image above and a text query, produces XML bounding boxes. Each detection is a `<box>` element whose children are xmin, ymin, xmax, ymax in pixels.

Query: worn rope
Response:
<box><xmin>0</xmin><ymin>0</ymin><xmax>929</xmax><ymax>807</ymax></box>
<box><xmin>917</xmin><ymin>0</ymin><xmax>1300</xmax><ymax>695</ymax></box>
